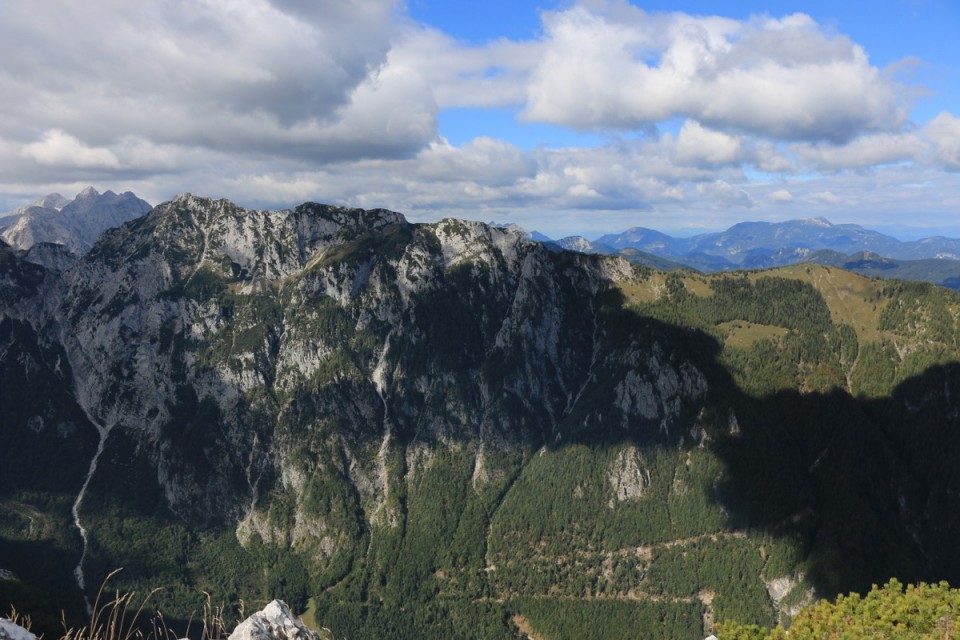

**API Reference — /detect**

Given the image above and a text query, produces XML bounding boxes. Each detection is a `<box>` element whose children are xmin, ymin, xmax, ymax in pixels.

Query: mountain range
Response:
<box><xmin>5</xmin><ymin>188</ymin><xmax>960</xmax><ymax>288</ymax></box>
<box><xmin>543</xmin><ymin>218</ymin><xmax>960</xmax><ymax>287</ymax></box>
<box><xmin>0</xmin><ymin>187</ymin><xmax>151</xmax><ymax>256</ymax></box>
<box><xmin>3</xmin><ymin>195</ymin><xmax>960</xmax><ymax>639</ymax></box>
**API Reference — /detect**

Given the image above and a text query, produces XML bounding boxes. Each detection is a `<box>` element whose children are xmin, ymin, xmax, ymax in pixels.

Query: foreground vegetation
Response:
<box><xmin>718</xmin><ymin>579</ymin><xmax>960</xmax><ymax>639</ymax></box>
<box><xmin>7</xmin><ymin>578</ymin><xmax>960</xmax><ymax>640</ymax></box>
<box><xmin>4</xmin><ymin>570</ymin><xmax>234</xmax><ymax>640</ymax></box>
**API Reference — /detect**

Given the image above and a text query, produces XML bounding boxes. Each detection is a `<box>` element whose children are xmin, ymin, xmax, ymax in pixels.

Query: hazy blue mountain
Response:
<box><xmin>595</xmin><ymin>217</ymin><xmax>960</xmax><ymax>273</ymax></box>
<box><xmin>0</xmin><ymin>187</ymin><xmax>151</xmax><ymax>254</ymax></box>
<box><xmin>805</xmin><ymin>250</ymin><xmax>960</xmax><ymax>289</ymax></box>
<box><xmin>0</xmin><ymin>192</ymin><xmax>70</xmax><ymax>218</ymax></box>
<box><xmin>595</xmin><ymin>226</ymin><xmax>685</xmax><ymax>255</ymax></box>
<box><xmin>544</xmin><ymin>235</ymin><xmax>688</xmax><ymax>271</ymax></box>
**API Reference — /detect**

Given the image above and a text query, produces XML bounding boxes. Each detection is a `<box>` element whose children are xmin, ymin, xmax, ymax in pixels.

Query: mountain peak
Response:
<box><xmin>805</xmin><ymin>217</ymin><xmax>833</xmax><ymax>227</ymax></box>
<box><xmin>30</xmin><ymin>193</ymin><xmax>70</xmax><ymax>211</ymax></box>
<box><xmin>76</xmin><ymin>186</ymin><xmax>100</xmax><ymax>199</ymax></box>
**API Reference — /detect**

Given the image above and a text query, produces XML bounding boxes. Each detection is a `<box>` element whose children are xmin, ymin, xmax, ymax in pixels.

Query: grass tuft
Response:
<box><xmin>7</xmin><ymin>570</ymin><xmax>235</xmax><ymax>640</ymax></box>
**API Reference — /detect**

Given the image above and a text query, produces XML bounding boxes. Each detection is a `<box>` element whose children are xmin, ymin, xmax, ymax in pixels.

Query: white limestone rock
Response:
<box><xmin>228</xmin><ymin>600</ymin><xmax>320</xmax><ymax>640</ymax></box>
<box><xmin>0</xmin><ymin>619</ymin><xmax>36</xmax><ymax>640</ymax></box>
<box><xmin>608</xmin><ymin>446</ymin><xmax>651</xmax><ymax>507</ymax></box>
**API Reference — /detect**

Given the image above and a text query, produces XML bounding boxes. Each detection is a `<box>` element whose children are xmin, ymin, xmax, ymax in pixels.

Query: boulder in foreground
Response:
<box><xmin>228</xmin><ymin>601</ymin><xmax>320</xmax><ymax>640</ymax></box>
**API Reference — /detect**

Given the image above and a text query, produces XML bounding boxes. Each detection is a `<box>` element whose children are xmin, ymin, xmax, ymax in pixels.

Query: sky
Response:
<box><xmin>1</xmin><ymin>0</ymin><xmax>959</xmax><ymax>239</ymax></box>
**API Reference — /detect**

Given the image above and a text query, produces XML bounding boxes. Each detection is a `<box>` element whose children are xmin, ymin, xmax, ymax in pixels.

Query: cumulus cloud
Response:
<box><xmin>22</xmin><ymin>130</ymin><xmax>120</xmax><ymax>168</ymax></box>
<box><xmin>672</xmin><ymin>120</ymin><xmax>743</xmax><ymax>166</ymax></box>
<box><xmin>696</xmin><ymin>180</ymin><xmax>754</xmax><ymax>208</ymax></box>
<box><xmin>522</xmin><ymin>3</ymin><xmax>907</xmax><ymax>142</ymax></box>
<box><xmin>413</xmin><ymin>137</ymin><xmax>537</xmax><ymax>185</ymax></box>
<box><xmin>807</xmin><ymin>191</ymin><xmax>842</xmax><ymax>205</ymax></box>
<box><xmin>12</xmin><ymin>131</ymin><xmax>956</xmax><ymax>239</ymax></box>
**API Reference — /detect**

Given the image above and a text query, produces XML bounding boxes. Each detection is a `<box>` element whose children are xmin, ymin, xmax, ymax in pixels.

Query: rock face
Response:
<box><xmin>228</xmin><ymin>601</ymin><xmax>320</xmax><ymax>640</ymax></box>
<box><xmin>3</xmin><ymin>195</ymin><xmax>704</xmax><ymax>531</ymax></box>
<box><xmin>21</xmin><ymin>242</ymin><xmax>79</xmax><ymax>271</ymax></box>
<box><xmin>608</xmin><ymin>446</ymin><xmax>651</xmax><ymax>506</ymax></box>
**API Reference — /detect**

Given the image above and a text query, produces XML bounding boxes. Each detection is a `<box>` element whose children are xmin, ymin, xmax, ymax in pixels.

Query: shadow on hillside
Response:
<box><xmin>586</xmin><ymin>292</ymin><xmax>960</xmax><ymax>599</ymax></box>
<box><xmin>0</xmin><ymin>538</ymin><xmax>88</xmax><ymax>638</ymax></box>
<box><xmin>716</xmin><ymin>362</ymin><xmax>960</xmax><ymax>597</ymax></box>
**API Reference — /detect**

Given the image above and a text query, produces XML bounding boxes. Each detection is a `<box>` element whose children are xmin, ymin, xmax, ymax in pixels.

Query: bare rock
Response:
<box><xmin>228</xmin><ymin>600</ymin><xmax>320</xmax><ymax>640</ymax></box>
<box><xmin>0</xmin><ymin>619</ymin><xmax>36</xmax><ymax>640</ymax></box>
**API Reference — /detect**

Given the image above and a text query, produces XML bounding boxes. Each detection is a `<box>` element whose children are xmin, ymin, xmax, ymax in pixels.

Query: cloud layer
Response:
<box><xmin>1</xmin><ymin>0</ymin><xmax>958</xmax><ymax>237</ymax></box>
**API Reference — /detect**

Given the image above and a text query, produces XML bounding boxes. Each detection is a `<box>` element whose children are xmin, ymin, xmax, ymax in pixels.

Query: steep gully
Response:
<box><xmin>71</xmin><ymin>405</ymin><xmax>112</xmax><ymax>616</ymax></box>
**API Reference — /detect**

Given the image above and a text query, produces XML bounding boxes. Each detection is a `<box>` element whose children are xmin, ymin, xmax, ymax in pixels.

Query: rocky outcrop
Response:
<box><xmin>228</xmin><ymin>601</ymin><xmax>321</xmax><ymax>640</ymax></box>
<box><xmin>608</xmin><ymin>446</ymin><xmax>651</xmax><ymax>506</ymax></box>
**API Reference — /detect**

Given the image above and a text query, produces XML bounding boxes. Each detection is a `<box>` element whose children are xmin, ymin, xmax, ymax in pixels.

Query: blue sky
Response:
<box><xmin>1</xmin><ymin>0</ymin><xmax>959</xmax><ymax>238</ymax></box>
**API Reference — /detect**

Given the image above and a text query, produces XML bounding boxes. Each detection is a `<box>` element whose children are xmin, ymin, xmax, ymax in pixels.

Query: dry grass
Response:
<box><xmin>297</xmin><ymin>600</ymin><xmax>333</xmax><ymax>640</ymax></box>
<box><xmin>615</xmin><ymin>272</ymin><xmax>667</xmax><ymax>304</ymax></box>
<box><xmin>681</xmin><ymin>274</ymin><xmax>714</xmax><ymax>297</ymax></box>
<box><xmin>8</xmin><ymin>570</ymin><xmax>235</xmax><ymax>640</ymax></box>
<box><xmin>755</xmin><ymin>265</ymin><xmax>888</xmax><ymax>342</ymax></box>
<box><xmin>717</xmin><ymin>321</ymin><xmax>789</xmax><ymax>348</ymax></box>
<box><xmin>6</xmin><ymin>605</ymin><xmax>34</xmax><ymax>635</ymax></box>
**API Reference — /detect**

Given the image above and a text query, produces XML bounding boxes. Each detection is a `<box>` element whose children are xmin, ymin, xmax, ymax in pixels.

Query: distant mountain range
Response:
<box><xmin>535</xmin><ymin>217</ymin><xmax>960</xmax><ymax>288</ymax></box>
<box><xmin>0</xmin><ymin>187</ymin><xmax>151</xmax><ymax>256</ymax></box>
<box><xmin>802</xmin><ymin>250</ymin><xmax>960</xmax><ymax>290</ymax></box>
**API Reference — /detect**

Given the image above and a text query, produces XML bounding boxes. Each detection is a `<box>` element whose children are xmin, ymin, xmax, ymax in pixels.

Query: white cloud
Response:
<box><xmin>8</xmin><ymin>133</ymin><xmax>960</xmax><ymax>239</ymax></box>
<box><xmin>749</xmin><ymin>141</ymin><xmax>796</xmax><ymax>173</ymax></box>
<box><xmin>0</xmin><ymin>0</ymin><xmax>431</xmax><ymax>163</ymax></box>
<box><xmin>673</xmin><ymin>120</ymin><xmax>743</xmax><ymax>166</ymax></box>
<box><xmin>792</xmin><ymin>133</ymin><xmax>926</xmax><ymax>171</ymax></box>
<box><xmin>388</xmin><ymin>26</ymin><xmax>538</xmax><ymax>109</ymax></box>
<box><xmin>768</xmin><ymin>189</ymin><xmax>793</xmax><ymax>203</ymax></box>
<box><xmin>522</xmin><ymin>3</ymin><xmax>907</xmax><ymax>142</ymax></box>
<box><xmin>695</xmin><ymin>180</ymin><xmax>754</xmax><ymax>207</ymax></box>
<box><xmin>22</xmin><ymin>130</ymin><xmax>120</xmax><ymax>168</ymax></box>
<box><xmin>414</xmin><ymin>137</ymin><xmax>537</xmax><ymax>185</ymax></box>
